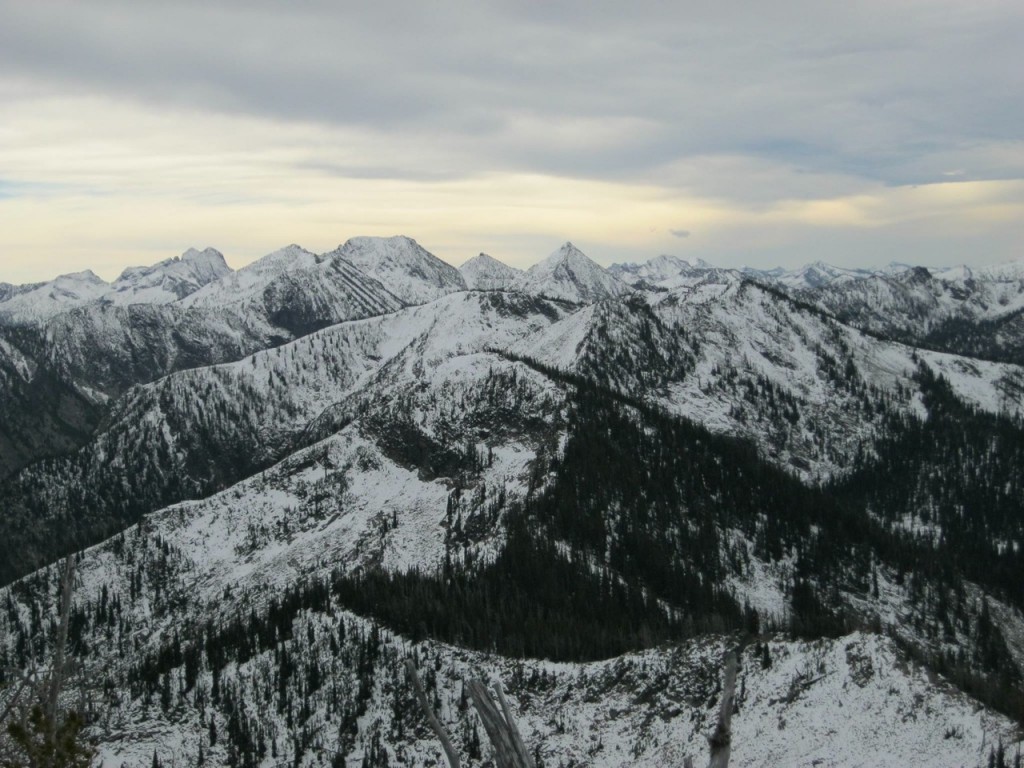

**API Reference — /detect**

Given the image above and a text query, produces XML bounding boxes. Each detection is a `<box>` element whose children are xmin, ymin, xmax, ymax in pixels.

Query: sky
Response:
<box><xmin>1</xmin><ymin>0</ymin><xmax>1022</xmax><ymax>283</ymax></box>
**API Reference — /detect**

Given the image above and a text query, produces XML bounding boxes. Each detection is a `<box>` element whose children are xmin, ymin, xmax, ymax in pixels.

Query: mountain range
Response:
<box><xmin>1</xmin><ymin>236</ymin><xmax>1023</xmax><ymax>767</ymax></box>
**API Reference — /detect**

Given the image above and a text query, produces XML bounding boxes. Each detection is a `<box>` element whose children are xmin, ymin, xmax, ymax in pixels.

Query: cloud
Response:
<box><xmin>1</xmin><ymin>1</ymin><xmax>1022</xmax><ymax>186</ymax></box>
<box><xmin>0</xmin><ymin>0</ymin><xmax>1022</xmax><ymax>278</ymax></box>
<box><xmin>670</xmin><ymin>229</ymin><xmax>691</xmax><ymax>238</ymax></box>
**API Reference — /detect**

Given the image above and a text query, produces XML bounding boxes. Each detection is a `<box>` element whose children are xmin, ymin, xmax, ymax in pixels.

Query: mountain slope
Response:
<box><xmin>2</xmin><ymin>360</ymin><xmax>1023</xmax><ymax>766</ymax></box>
<box><xmin>3</xmin><ymin>538</ymin><xmax>1017</xmax><ymax>768</ymax></box>
<box><xmin>0</xmin><ymin>246</ymin><xmax>407</xmax><ymax>477</ymax></box>
<box><xmin>0</xmin><ymin>291</ymin><xmax>573</xmax><ymax>586</ymax></box>
<box><xmin>789</xmin><ymin>258</ymin><xmax>1024</xmax><ymax>364</ymax></box>
<box><xmin>182</xmin><ymin>244</ymin><xmax>406</xmax><ymax>336</ymax></box>
<box><xmin>746</xmin><ymin>261</ymin><xmax>876</xmax><ymax>290</ymax></box>
<box><xmin>609</xmin><ymin>254</ymin><xmax>732</xmax><ymax>291</ymax></box>
<box><xmin>180</xmin><ymin>244</ymin><xmax>319</xmax><ymax>309</ymax></box>
<box><xmin>512</xmin><ymin>280</ymin><xmax>1024</xmax><ymax>479</ymax></box>
<box><xmin>4</xmin><ymin>242</ymin><xmax>1024</xmax><ymax>766</ymax></box>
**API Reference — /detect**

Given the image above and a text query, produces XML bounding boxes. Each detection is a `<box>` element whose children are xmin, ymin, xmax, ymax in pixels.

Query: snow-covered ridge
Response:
<box><xmin>0</xmin><ymin>248</ymin><xmax>231</xmax><ymax>324</ymax></box>
<box><xmin>609</xmin><ymin>253</ymin><xmax>740</xmax><ymax>291</ymax></box>
<box><xmin>105</xmin><ymin>247</ymin><xmax>232</xmax><ymax>306</ymax></box>
<box><xmin>180</xmin><ymin>244</ymin><xmax>312</xmax><ymax>307</ymax></box>
<box><xmin>743</xmin><ymin>261</ymin><xmax>877</xmax><ymax>290</ymax></box>
<box><xmin>609</xmin><ymin>253</ymin><xmax>714</xmax><ymax>282</ymax></box>
<box><xmin>0</xmin><ymin>269</ymin><xmax>109</xmax><ymax>324</ymax></box>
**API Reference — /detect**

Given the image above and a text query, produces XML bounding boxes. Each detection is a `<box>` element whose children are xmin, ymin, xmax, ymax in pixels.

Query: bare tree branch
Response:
<box><xmin>405</xmin><ymin>660</ymin><xmax>461</xmax><ymax>768</ymax></box>
<box><xmin>466</xmin><ymin>680</ymin><xmax>535</xmax><ymax>768</ymax></box>
<box><xmin>492</xmin><ymin>682</ymin><xmax>533</xmax><ymax>768</ymax></box>
<box><xmin>708</xmin><ymin>651</ymin><xmax>738</xmax><ymax>768</ymax></box>
<box><xmin>41</xmin><ymin>554</ymin><xmax>76</xmax><ymax>768</ymax></box>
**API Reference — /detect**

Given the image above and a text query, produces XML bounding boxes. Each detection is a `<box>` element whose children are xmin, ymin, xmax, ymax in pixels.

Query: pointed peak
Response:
<box><xmin>538</xmin><ymin>241</ymin><xmax>596</xmax><ymax>269</ymax></box>
<box><xmin>558</xmin><ymin>241</ymin><xmax>583</xmax><ymax>257</ymax></box>
<box><xmin>523</xmin><ymin>242</ymin><xmax>628</xmax><ymax>303</ymax></box>
<box><xmin>461</xmin><ymin>252</ymin><xmax>514</xmax><ymax>269</ymax></box>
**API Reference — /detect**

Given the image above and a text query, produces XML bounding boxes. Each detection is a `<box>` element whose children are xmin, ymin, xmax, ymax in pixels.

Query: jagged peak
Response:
<box><xmin>113</xmin><ymin>248</ymin><xmax>231</xmax><ymax>286</ymax></box>
<box><xmin>904</xmin><ymin>265</ymin><xmax>934</xmax><ymax>283</ymax></box>
<box><xmin>181</xmin><ymin>246</ymin><xmax>227</xmax><ymax>265</ymax></box>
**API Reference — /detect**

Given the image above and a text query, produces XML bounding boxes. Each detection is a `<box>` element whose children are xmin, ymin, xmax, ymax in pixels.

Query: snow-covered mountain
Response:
<box><xmin>0</xmin><ymin>279</ymin><xmax>43</xmax><ymax>303</ymax></box>
<box><xmin>180</xmin><ymin>243</ymin><xmax>325</xmax><ymax>308</ymax></box>
<box><xmin>744</xmin><ymin>261</ymin><xmax>877</xmax><ymax>290</ymax></box>
<box><xmin>609</xmin><ymin>253</ymin><xmax>738</xmax><ymax>291</ymax></box>
<box><xmin>610</xmin><ymin>253</ymin><xmax>712</xmax><ymax>282</ymax></box>
<box><xmin>0</xmin><ymin>269</ymin><xmax>110</xmax><ymax>324</ymax></box>
<box><xmin>521</xmin><ymin>241</ymin><xmax>630</xmax><ymax>303</ymax></box>
<box><xmin>104</xmin><ymin>247</ymin><xmax>232</xmax><ymax>306</ymax></box>
<box><xmin>792</xmin><ymin>257</ymin><xmax>1024</xmax><ymax>365</ymax></box>
<box><xmin>5</xmin><ymin>535</ymin><xmax>1017</xmax><ymax>768</ymax></box>
<box><xmin>182</xmin><ymin>243</ymin><xmax>405</xmax><ymax>337</ymax></box>
<box><xmin>329</xmin><ymin>235</ymin><xmax>467</xmax><ymax>305</ymax></box>
<box><xmin>0</xmin><ymin>248</ymin><xmax>232</xmax><ymax>325</ymax></box>
<box><xmin>973</xmin><ymin>255</ymin><xmax>1024</xmax><ymax>282</ymax></box>
<box><xmin>459</xmin><ymin>252</ymin><xmax>524</xmax><ymax>291</ymax></box>
<box><xmin>0</xmin><ymin>244</ymin><xmax>407</xmax><ymax>478</ymax></box>
<box><xmin>3</xmin><ymin>237</ymin><xmax>1024</xmax><ymax>767</ymax></box>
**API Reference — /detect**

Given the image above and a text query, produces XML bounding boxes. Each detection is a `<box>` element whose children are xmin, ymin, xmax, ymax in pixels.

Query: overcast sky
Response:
<box><xmin>1</xmin><ymin>0</ymin><xmax>1022</xmax><ymax>282</ymax></box>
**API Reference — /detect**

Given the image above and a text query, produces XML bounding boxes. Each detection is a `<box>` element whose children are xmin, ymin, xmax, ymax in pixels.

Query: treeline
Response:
<box><xmin>333</xmin><ymin>375</ymin><xmax>887</xmax><ymax>658</ymax></box>
<box><xmin>335</xmin><ymin>514</ymin><xmax>690</xmax><ymax>661</ymax></box>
